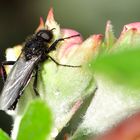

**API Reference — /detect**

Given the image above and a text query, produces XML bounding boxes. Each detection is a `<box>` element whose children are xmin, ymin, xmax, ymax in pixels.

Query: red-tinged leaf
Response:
<box><xmin>95</xmin><ymin>112</ymin><xmax>140</xmax><ymax>140</ymax></box>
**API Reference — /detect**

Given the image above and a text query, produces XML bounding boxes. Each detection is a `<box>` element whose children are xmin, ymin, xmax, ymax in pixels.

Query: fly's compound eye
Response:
<box><xmin>37</xmin><ymin>30</ymin><xmax>53</xmax><ymax>42</ymax></box>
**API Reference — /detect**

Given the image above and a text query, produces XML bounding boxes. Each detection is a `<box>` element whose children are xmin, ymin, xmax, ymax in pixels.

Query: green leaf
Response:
<box><xmin>91</xmin><ymin>48</ymin><xmax>140</xmax><ymax>89</ymax></box>
<box><xmin>0</xmin><ymin>129</ymin><xmax>10</xmax><ymax>140</ymax></box>
<box><xmin>17</xmin><ymin>99</ymin><xmax>52</xmax><ymax>140</ymax></box>
<box><xmin>38</xmin><ymin>57</ymin><xmax>96</xmax><ymax>132</ymax></box>
<box><xmin>71</xmin><ymin>48</ymin><xmax>140</xmax><ymax>140</ymax></box>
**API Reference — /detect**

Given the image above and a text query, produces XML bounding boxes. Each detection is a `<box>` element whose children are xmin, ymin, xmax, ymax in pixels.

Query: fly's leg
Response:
<box><xmin>47</xmin><ymin>34</ymin><xmax>81</xmax><ymax>67</ymax></box>
<box><xmin>33</xmin><ymin>67</ymin><xmax>39</xmax><ymax>96</ymax></box>
<box><xmin>48</xmin><ymin>55</ymin><xmax>81</xmax><ymax>68</ymax></box>
<box><xmin>1</xmin><ymin>61</ymin><xmax>16</xmax><ymax>82</ymax></box>
<box><xmin>48</xmin><ymin>34</ymin><xmax>80</xmax><ymax>52</ymax></box>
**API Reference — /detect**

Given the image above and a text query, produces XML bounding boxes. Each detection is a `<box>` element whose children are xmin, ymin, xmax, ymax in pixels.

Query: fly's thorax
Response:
<box><xmin>22</xmin><ymin>29</ymin><xmax>55</xmax><ymax>61</ymax></box>
<box><xmin>23</xmin><ymin>38</ymin><xmax>48</xmax><ymax>61</ymax></box>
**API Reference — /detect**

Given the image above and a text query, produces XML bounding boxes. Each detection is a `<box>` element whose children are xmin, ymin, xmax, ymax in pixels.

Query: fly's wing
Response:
<box><xmin>0</xmin><ymin>54</ymin><xmax>40</xmax><ymax>110</ymax></box>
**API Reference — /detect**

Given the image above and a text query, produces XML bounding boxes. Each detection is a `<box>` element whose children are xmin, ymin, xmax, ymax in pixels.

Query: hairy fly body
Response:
<box><xmin>0</xmin><ymin>29</ymin><xmax>80</xmax><ymax>111</ymax></box>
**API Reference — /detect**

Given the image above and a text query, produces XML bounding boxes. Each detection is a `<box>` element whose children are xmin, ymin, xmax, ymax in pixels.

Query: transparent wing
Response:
<box><xmin>0</xmin><ymin>54</ymin><xmax>40</xmax><ymax>110</ymax></box>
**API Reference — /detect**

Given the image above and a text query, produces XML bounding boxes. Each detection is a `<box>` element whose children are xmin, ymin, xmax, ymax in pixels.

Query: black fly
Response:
<box><xmin>0</xmin><ymin>29</ymin><xmax>80</xmax><ymax>111</ymax></box>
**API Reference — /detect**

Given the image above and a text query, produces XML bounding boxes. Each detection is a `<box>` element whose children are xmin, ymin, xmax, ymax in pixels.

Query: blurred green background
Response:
<box><xmin>0</xmin><ymin>0</ymin><xmax>140</xmax><ymax>136</ymax></box>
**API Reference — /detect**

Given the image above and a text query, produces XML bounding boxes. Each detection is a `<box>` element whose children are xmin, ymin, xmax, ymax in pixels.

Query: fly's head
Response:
<box><xmin>36</xmin><ymin>29</ymin><xmax>53</xmax><ymax>43</ymax></box>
